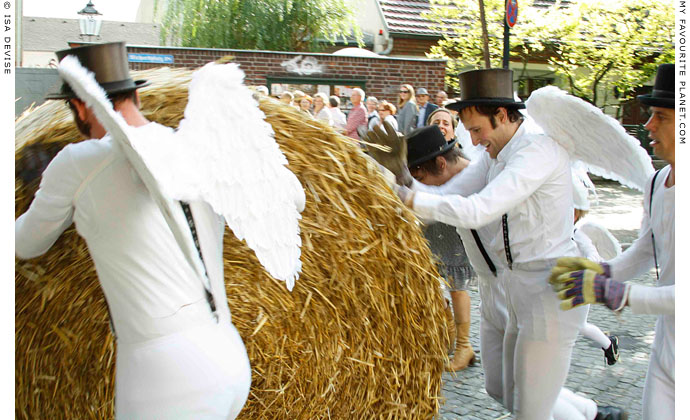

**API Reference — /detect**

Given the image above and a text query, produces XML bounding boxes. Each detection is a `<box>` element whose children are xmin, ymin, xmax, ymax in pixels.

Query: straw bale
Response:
<box><xmin>15</xmin><ymin>67</ymin><xmax>449</xmax><ymax>419</ymax></box>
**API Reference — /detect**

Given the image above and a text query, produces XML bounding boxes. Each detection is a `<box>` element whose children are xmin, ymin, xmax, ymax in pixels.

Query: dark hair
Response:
<box><xmin>411</xmin><ymin>146</ymin><xmax>464</xmax><ymax>176</ymax></box>
<box><xmin>462</xmin><ymin>105</ymin><xmax>524</xmax><ymax>128</ymax></box>
<box><xmin>329</xmin><ymin>95</ymin><xmax>340</xmax><ymax>107</ymax></box>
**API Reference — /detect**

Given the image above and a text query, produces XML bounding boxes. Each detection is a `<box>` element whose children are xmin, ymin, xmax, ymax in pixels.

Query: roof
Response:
<box><xmin>378</xmin><ymin>0</ymin><xmax>572</xmax><ymax>37</ymax></box>
<box><xmin>22</xmin><ymin>16</ymin><xmax>161</xmax><ymax>52</ymax></box>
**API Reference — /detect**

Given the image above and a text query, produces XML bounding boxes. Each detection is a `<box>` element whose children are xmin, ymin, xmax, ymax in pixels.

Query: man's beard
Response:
<box><xmin>72</xmin><ymin>112</ymin><xmax>92</xmax><ymax>138</ymax></box>
<box><xmin>70</xmin><ymin>104</ymin><xmax>91</xmax><ymax>139</ymax></box>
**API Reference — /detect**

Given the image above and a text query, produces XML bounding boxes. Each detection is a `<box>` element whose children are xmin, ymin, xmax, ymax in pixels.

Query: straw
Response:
<box><xmin>15</xmin><ymin>66</ymin><xmax>449</xmax><ymax>419</ymax></box>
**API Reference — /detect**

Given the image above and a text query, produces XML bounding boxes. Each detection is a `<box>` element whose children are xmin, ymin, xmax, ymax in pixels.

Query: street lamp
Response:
<box><xmin>78</xmin><ymin>1</ymin><xmax>103</xmax><ymax>41</ymax></box>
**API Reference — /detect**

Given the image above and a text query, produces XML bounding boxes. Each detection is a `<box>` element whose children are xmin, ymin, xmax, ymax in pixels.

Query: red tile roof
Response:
<box><xmin>378</xmin><ymin>0</ymin><xmax>572</xmax><ymax>37</ymax></box>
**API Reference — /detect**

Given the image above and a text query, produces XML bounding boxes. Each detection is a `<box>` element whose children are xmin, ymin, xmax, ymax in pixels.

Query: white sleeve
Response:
<box><xmin>411</xmin><ymin>139</ymin><xmax>557</xmax><ymax>229</ymax></box>
<box><xmin>628</xmin><ymin>284</ymin><xmax>674</xmax><ymax>315</ymax></box>
<box><xmin>15</xmin><ymin>146</ymin><xmax>81</xmax><ymax>259</ymax></box>
<box><xmin>607</xmin><ymin>175</ymin><xmax>656</xmax><ymax>281</ymax></box>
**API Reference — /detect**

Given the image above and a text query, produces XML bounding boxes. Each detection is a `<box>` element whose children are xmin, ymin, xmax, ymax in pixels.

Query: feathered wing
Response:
<box><xmin>577</xmin><ymin>221</ymin><xmax>622</xmax><ymax>261</ymax></box>
<box><xmin>130</xmin><ymin>62</ymin><xmax>305</xmax><ymax>290</ymax></box>
<box><xmin>525</xmin><ymin>86</ymin><xmax>654</xmax><ymax>192</ymax></box>
<box><xmin>56</xmin><ymin>56</ymin><xmax>209</xmax><ymax>286</ymax></box>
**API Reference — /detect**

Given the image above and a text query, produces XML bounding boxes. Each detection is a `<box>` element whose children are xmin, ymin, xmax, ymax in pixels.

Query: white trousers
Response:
<box><xmin>115</xmin><ymin>320</ymin><xmax>251</xmax><ymax>420</ymax></box>
<box><xmin>642</xmin><ymin>349</ymin><xmax>675</xmax><ymax>420</ymax></box>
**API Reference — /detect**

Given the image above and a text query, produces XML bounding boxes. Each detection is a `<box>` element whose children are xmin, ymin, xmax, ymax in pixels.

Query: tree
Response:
<box><xmin>426</xmin><ymin>0</ymin><xmax>674</xmax><ymax>110</ymax></box>
<box><xmin>158</xmin><ymin>0</ymin><xmax>362</xmax><ymax>52</ymax></box>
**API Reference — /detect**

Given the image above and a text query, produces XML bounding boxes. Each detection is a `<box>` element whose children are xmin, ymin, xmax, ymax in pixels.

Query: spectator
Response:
<box><xmin>415</xmin><ymin>88</ymin><xmax>439</xmax><ymax>129</ymax></box>
<box><xmin>279</xmin><ymin>91</ymin><xmax>294</xmax><ymax>105</ymax></box>
<box><xmin>329</xmin><ymin>95</ymin><xmax>347</xmax><ymax>132</ymax></box>
<box><xmin>292</xmin><ymin>90</ymin><xmax>305</xmax><ymax>109</ymax></box>
<box><xmin>345</xmin><ymin>88</ymin><xmax>367</xmax><ymax>140</ymax></box>
<box><xmin>397</xmin><ymin>84</ymin><xmax>419</xmax><ymax>135</ymax></box>
<box><xmin>436</xmin><ymin>90</ymin><xmax>449</xmax><ymax>106</ymax></box>
<box><xmin>426</xmin><ymin>108</ymin><xmax>456</xmax><ymax>141</ymax></box>
<box><xmin>312</xmin><ymin>93</ymin><xmax>333</xmax><ymax>126</ymax></box>
<box><xmin>299</xmin><ymin>95</ymin><xmax>313</xmax><ymax>117</ymax></box>
<box><xmin>377</xmin><ymin>100</ymin><xmax>399</xmax><ymax>132</ymax></box>
<box><xmin>366</xmin><ymin>96</ymin><xmax>380</xmax><ymax>130</ymax></box>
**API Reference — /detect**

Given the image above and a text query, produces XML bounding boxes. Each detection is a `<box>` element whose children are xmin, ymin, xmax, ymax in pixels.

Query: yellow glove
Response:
<box><xmin>549</xmin><ymin>257</ymin><xmax>610</xmax><ymax>285</ymax></box>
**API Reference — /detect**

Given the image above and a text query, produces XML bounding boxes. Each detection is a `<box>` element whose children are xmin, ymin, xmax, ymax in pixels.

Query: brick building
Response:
<box><xmin>71</xmin><ymin>43</ymin><xmax>447</xmax><ymax>113</ymax></box>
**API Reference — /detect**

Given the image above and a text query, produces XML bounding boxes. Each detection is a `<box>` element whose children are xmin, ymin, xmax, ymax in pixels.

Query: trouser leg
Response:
<box><xmin>480</xmin><ymin>312</ymin><xmax>505</xmax><ymax>403</ymax></box>
<box><xmin>580</xmin><ymin>322</ymin><xmax>611</xmax><ymax>349</ymax></box>
<box><xmin>642</xmin><ymin>351</ymin><xmax>675</xmax><ymax>420</ymax></box>
<box><xmin>506</xmin><ymin>267</ymin><xmax>587</xmax><ymax>420</ymax></box>
<box><xmin>478</xmin><ymin>276</ymin><xmax>509</xmax><ymax>405</ymax></box>
<box><xmin>555</xmin><ymin>388</ymin><xmax>597</xmax><ymax>420</ymax></box>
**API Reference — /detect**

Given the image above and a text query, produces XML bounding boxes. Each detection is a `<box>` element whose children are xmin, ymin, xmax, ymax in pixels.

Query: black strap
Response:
<box><xmin>180</xmin><ymin>202</ymin><xmax>217</xmax><ymax>315</ymax></box>
<box><xmin>649</xmin><ymin>170</ymin><xmax>662</xmax><ymax>282</ymax></box>
<box><xmin>502</xmin><ymin>214</ymin><xmax>513</xmax><ymax>270</ymax></box>
<box><xmin>470</xmin><ymin>229</ymin><xmax>497</xmax><ymax>277</ymax></box>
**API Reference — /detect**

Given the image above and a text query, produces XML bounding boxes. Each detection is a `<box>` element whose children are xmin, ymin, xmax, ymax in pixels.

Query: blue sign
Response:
<box><xmin>128</xmin><ymin>53</ymin><xmax>174</xmax><ymax>64</ymax></box>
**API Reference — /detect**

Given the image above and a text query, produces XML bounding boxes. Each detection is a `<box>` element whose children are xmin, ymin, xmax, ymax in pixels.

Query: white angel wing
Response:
<box><xmin>525</xmin><ymin>86</ymin><xmax>654</xmax><ymax>192</ymax></box>
<box><xmin>571</xmin><ymin>161</ymin><xmax>597</xmax><ymax>210</ymax></box>
<box><xmin>57</xmin><ymin>56</ymin><xmax>209</xmax><ymax>287</ymax></box>
<box><xmin>577</xmin><ymin>221</ymin><xmax>622</xmax><ymax>261</ymax></box>
<box><xmin>129</xmin><ymin>62</ymin><xmax>305</xmax><ymax>290</ymax></box>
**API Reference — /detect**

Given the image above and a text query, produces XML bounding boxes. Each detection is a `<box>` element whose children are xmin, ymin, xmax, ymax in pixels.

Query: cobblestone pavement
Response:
<box><xmin>438</xmin><ymin>181</ymin><xmax>658</xmax><ymax>420</ymax></box>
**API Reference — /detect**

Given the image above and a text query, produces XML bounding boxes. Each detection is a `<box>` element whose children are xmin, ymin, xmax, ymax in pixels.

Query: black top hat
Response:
<box><xmin>406</xmin><ymin>125</ymin><xmax>458</xmax><ymax>168</ymax></box>
<box><xmin>446</xmin><ymin>68</ymin><xmax>525</xmax><ymax>111</ymax></box>
<box><xmin>46</xmin><ymin>42</ymin><xmax>149</xmax><ymax>100</ymax></box>
<box><xmin>638</xmin><ymin>64</ymin><xmax>674</xmax><ymax>109</ymax></box>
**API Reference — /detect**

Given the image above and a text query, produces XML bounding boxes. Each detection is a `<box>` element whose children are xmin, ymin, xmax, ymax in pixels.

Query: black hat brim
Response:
<box><xmin>409</xmin><ymin>138</ymin><xmax>458</xmax><ymax>168</ymax></box>
<box><xmin>45</xmin><ymin>79</ymin><xmax>150</xmax><ymax>100</ymax></box>
<box><xmin>446</xmin><ymin>98</ymin><xmax>526</xmax><ymax>111</ymax></box>
<box><xmin>637</xmin><ymin>94</ymin><xmax>674</xmax><ymax>109</ymax></box>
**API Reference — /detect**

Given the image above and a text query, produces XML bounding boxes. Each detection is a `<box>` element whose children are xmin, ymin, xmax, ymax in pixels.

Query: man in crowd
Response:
<box><xmin>15</xmin><ymin>42</ymin><xmax>251</xmax><ymax>419</ymax></box>
<box><xmin>345</xmin><ymin>87</ymin><xmax>367</xmax><ymax>140</ymax></box>
<box><xmin>436</xmin><ymin>90</ymin><xmax>449</xmax><ymax>106</ymax></box>
<box><xmin>551</xmin><ymin>63</ymin><xmax>675</xmax><ymax>420</ymax></box>
<box><xmin>415</xmin><ymin>87</ymin><xmax>439</xmax><ymax>128</ymax></box>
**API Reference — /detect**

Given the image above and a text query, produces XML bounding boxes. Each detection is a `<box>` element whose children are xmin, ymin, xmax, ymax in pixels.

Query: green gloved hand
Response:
<box><xmin>358</xmin><ymin>121</ymin><xmax>413</xmax><ymax>187</ymax></box>
<box><xmin>549</xmin><ymin>257</ymin><xmax>610</xmax><ymax>285</ymax></box>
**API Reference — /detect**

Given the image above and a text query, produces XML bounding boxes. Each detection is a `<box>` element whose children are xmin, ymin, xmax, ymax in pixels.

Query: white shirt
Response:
<box><xmin>15</xmin><ymin>123</ymin><xmax>231</xmax><ymax>343</ymax></box>
<box><xmin>411</xmin><ymin>117</ymin><xmax>578</xmax><ymax>266</ymax></box>
<box><xmin>608</xmin><ymin>165</ymin><xmax>674</xmax><ymax>380</ymax></box>
<box><xmin>314</xmin><ymin>107</ymin><xmax>333</xmax><ymax>126</ymax></box>
<box><xmin>330</xmin><ymin>107</ymin><xmax>347</xmax><ymax>130</ymax></box>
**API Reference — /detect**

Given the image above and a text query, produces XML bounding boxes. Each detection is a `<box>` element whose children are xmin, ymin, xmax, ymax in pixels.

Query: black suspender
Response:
<box><xmin>502</xmin><ymin>214</ymin><xmax>513</xmax><ymax>270</ymax></box>
<box><xmin>649</xmin><ymin>170</ymin><xmax>662</xmax><ymax>282</ymax></box>
<box><xmin>180</xmin><ymin>202</ymin><xmax>217</xmax><ymax>316</ymax></box>
<box><xmin>470</xmin><ymin>229</ymin><xmax>498</xmax><ymax>277</ymax></box>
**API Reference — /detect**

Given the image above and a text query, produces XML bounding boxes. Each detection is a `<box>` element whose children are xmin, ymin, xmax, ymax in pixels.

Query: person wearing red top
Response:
<box><xmin>345</xmin><ymin>87</ymin><xmax>367</xmax><ymax>140</ymax></box>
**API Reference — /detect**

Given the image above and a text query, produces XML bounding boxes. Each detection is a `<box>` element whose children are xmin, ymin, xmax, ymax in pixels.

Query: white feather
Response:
<box><xmin>576</xmin><ymin>221</ymin><xmax>622</xmax><ymax>261</ymax></box>
<box><xmin>126</xmin><ymin>62</ymin><xmax>305</xmax><ymax>290</ymax></box>
<box><xmin>526</xmin><ymin>86</ymin><xmax>654</xmax><ymax>192</ymax></box>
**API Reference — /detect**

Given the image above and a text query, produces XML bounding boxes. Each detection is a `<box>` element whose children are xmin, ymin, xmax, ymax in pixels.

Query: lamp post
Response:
<box><xmin>78</xmin><ymin>1</ymin><xmax>103</xmax><ymax>42</ymax></box>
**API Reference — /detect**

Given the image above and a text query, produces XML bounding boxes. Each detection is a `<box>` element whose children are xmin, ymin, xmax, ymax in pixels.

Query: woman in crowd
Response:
<box><xmin>329</xmin><ymin>95</ymin><xmax>347</xmax><ymax>132</ymax></box>
<box><xmin>366</xmin><ymin>96</ymin><xmax>380</xmax><ymax>130</ymax></box>
<box><xmin>299</xmin><ymin>95</ymin><xmax>313</xmax><ymax>117</ymax></box>
<box><xmin>377</xmin><ymin>101</ymin><xmax>398</xmax><ymax>131</ymax></box>
<box><xmin>313</xmin><ymin>93</ymin><xmax>333</xmax><ymax>125</ymax></box>
<box><xmin>396</xmin><ymin>84</ymin><xmax>419</xmax><ymax>135</ymax></box>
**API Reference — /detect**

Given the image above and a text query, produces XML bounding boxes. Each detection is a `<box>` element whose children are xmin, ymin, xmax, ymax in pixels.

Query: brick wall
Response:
<box><xmin>121</xmin><ymin>45</ymin><xmax>446</xmax><ymax>107</ymax></box>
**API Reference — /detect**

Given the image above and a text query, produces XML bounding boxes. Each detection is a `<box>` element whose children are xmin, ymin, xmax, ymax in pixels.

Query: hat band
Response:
<box><xmin>651</xmin><ymin>89</ymin><xmax>674</xmax><ymax>99</ymax></box>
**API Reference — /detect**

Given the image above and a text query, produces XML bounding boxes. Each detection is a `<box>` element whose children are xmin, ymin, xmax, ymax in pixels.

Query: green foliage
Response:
<box><xmin>426</xmin><ymin>0</ymin><xmax>674</xmax><ymax>108</ymax></box>
<box><xmin>158</xmin><ymin>0</ymin><xmax>362</xmax><ymax>52</ymax></box>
